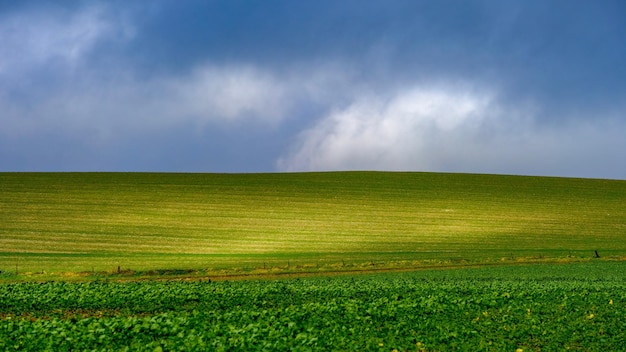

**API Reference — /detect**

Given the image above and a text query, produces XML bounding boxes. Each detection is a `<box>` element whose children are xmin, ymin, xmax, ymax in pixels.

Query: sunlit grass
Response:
<box><xmin>1</xmin><ymin>171</ymin><xmax>625</xmax><ymax>277</ymax></box>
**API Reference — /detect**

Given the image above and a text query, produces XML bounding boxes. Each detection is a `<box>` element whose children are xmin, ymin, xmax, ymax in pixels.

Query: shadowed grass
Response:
<box><xmin>1</xmin><ymin>172</ymin><xmax>625</xmax><ymax>278</ymax></box>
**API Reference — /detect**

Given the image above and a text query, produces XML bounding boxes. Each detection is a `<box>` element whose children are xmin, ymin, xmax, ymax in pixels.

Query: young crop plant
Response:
<box><xmin>0</xmin><ymin>262</ymin><xmax>624</xmax><ymax>350</ymax></box>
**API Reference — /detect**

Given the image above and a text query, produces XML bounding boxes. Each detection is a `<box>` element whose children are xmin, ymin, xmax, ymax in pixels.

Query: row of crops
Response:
<box><xmin>1</xmin><ymin>261</ymin><xmax>625</xmax><ymax>351</ymax></box>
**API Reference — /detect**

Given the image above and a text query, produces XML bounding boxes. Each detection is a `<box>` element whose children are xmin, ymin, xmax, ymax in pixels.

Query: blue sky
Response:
<box><xmin>1</xmin><ymin>1</ymin><xmax>625</xmax><ymax>179</ymax></box>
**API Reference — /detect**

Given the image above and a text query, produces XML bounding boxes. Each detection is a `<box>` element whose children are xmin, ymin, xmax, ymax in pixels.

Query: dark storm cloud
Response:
<box><xmin>1</xmin><ymin>1</ymin><xmax>625</xmax><ymax>178</ymax></box>
<box><xmin>111</xmin><ymin>0</ymin><xmax>626</xmax><ymax>116</ymax></box>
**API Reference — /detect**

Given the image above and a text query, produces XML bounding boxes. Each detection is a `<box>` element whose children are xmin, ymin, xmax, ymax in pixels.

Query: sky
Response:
<box><xmin>1</xmin><ymin>1</ymin><xmax>625</xmax><ymax>179</ymax></box>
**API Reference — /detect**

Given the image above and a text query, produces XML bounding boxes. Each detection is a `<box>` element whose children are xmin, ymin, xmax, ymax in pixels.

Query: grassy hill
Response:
<box><xmin>1</xmin><ymin>172</ymin><xmax>625</xmax><ymax>278</ymax></box>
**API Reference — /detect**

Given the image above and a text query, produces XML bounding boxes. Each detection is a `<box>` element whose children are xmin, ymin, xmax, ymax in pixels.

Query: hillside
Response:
<box><xmin>1</xmin><ymin>172</ymin><xmax>624</xmax><ymax>277</ymax></box>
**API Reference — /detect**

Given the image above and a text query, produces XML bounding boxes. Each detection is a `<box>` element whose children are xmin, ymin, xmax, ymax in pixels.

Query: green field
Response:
<box><xmin>1</xmin><ymin>262</ymin><xmax>625</xmax><ymax>350</ymax></box>
<box><xmin>2</xmin><ymin>172</ymin><xmax>626</xmax><ymax>350</ymax></box>
<box><xmin>1</xmin><ymin>172</ymin><xmax>625</xmax><ymax>277</ymax></box>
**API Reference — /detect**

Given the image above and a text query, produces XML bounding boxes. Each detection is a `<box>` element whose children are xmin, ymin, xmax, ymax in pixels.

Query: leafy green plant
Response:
<box><xmin>1</xmin><ymin>262</ymin><xmax>624</xmax><ymax>351</ymax></box>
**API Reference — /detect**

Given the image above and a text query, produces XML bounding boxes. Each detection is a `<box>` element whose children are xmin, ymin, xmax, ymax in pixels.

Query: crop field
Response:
<box><xmin>1</xmin><ymin>172</ymin><xmax>625</xmax><ymax>350</ymax></box>
<box><xmin>1</xmin><ymin>171</ymin><xmax>625</xmax><ymax>277</ymax></box>
<box><xmin>1</xmin><ymin>261</ymin><xmax>625</xmax><ymax>350</ymax></box>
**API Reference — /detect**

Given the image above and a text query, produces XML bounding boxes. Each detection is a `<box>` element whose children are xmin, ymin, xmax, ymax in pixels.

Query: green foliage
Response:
<box><xmin>1</xmin><ymin>262</ymin><xmax>625</xmax><ymax>350</ymax></box>
<box><xmin>1</xmin><ymin>172</ymin><xmax>625</xmax><ymax>275</ymax></box>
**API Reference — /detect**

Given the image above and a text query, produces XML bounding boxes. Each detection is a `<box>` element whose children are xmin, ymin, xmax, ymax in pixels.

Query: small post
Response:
<box><xmin>594</xmin><ymin>250</ymin><xmax>600</xmax><ymax>258</ymax></box>
<box><xmin>117</xmin><ymin>265</ymin><xmax>121</xmax><ymax>273</ymax></box>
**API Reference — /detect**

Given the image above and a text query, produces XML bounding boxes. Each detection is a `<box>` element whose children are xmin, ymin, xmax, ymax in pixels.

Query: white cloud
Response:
<box><xmin>277</xmin><ymin>85</ymin><xmax>495</xmax><ymax>171</ymax></box>
<box><xmin>0</xmin><ymin>4</ymin><xmax>354</xmax><ymax>144</ymax></box>
<box><xmin>0</xmin><ymin>3</ymin><xmax>132</xmax><ymax>74</ymax></box>
<box><xmin>0</xmin><ymin>8</ymin><xmax>361</xmax><ymax>145</ymax></box>
<box><xmin>170</xmin><ymin>66</ymin><xmax>290</xmax><ymax>123</ymax></box>
<box><xmin>0</xmin><ymin>63</ymin><xmax>299</xmax><ymax>145</ymax></box>
<box><xmin>277</xmin><ymin>84</ymin><xmax>626</xmax><ymax>178</ymax></box>
<box><xmin>0</xmin><ymin>4</ymin><xmax>303</xmax><ymax>142</ymax></box>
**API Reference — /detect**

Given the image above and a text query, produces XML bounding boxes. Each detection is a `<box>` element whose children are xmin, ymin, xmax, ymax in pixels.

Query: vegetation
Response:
<box><xmin>1</xmin><ymin>172</ymin><xmax>625</xmax><ymax>349</ymax></box>
<box><xmin>1</xmin><ymin>172</ymin><xmax>625</xmax><ymax>278</ymax></box>
<box><xmin>1</xmin><ymin>261</ymin><xmax>624</xmax><ymax>350</ymax></box>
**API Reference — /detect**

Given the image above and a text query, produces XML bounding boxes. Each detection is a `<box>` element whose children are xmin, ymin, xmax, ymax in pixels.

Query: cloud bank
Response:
<box><xmin>278</xmin><ymin>84</ymin><xmax>626</xmax><ymax>178</ymax></box>
<box><xmin>1</xmin><ymin>1</ymin><xmax>625</xmax><ymax>178</ymax></box>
